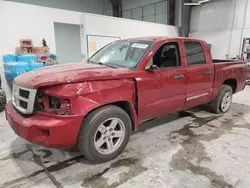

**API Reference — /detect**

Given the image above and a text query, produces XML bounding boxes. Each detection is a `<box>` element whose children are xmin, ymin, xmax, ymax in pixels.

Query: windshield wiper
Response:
<box><xmin>97</xmin><ymin>62</ymin><xmax>118</xmax><ymax>69</ymax></box>
<box><xmin>87</xmin><ymin>59</ymin><xmax>95</xmax><ymax>64</ymax></box>
<box><xmin>87</xmin><ymin>60</ymin><xmax>118</xmax><ymax>69</ymax></box>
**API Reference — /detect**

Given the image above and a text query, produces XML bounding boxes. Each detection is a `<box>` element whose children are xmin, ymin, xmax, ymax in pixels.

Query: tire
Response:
<box><xmin>77</xmin><ymin>105</ymin><xmax>132</xmax><ymax>163</ymax></box>
<box><xmin>0</xmin><ymin>89</ymin><xmax>6</xmax><ymax>112</ymax></box>
<box><xmin>209</xmin><ymin>84</ymin><xmax>233</xmax><ymax>114</ymax></box>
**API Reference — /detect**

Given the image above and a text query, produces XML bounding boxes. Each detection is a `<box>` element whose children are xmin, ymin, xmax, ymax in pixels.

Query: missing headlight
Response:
<box><xmin>48</xmin><ymin>96</ymin><xmax>71</xmax><ymax>115</ymax></box>
<box><xmin>49</xmin><ymin>96</ymin><xmax>61</xmax><ymax>109</ymax></box>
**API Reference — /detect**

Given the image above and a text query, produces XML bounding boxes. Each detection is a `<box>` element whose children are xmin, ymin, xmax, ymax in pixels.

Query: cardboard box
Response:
<box><xmin>15</xmin><ymin>47</ymin><xmax>33</xmax><ymax>55</ymax></box>
<box><xmin>20</xmin><ymin>39</ymin><xmax>33</xmax><ymax>48</ymax></box>
<box><xmin>37</xmin><ymin>54</ymin><xmax>48</xmax><ymax>63</ymax></box>
<box><xmin>33</xmin><ymin>47</ymin><xmax>50</xmax><ymax>54</ymax></box>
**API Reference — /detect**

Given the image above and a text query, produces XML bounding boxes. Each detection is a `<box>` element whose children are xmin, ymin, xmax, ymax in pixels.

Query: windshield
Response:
<box><xmin>88</xmin><ymin>40</ymin><xmax>153</xmax><ymax>69</ymax></box>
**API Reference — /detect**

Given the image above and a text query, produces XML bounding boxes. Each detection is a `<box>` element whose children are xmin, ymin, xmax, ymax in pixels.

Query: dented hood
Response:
<box><xmin>14</xmin><ymin>63</ymin><xmax>134</xmax><ymax>89</ymax></box>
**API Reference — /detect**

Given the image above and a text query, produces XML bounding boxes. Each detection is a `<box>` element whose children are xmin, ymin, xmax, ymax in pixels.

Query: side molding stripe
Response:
<box><xmin>186</xmin><ymin>93</ymin><xmax>209</xmax><ymax>101</ymax></box>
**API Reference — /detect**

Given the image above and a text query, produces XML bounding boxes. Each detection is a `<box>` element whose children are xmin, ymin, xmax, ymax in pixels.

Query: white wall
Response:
<box><xmin>0</xmin><ymin>1</ymin><xmax>82</xmax><ymax>54</ymax></box>
<box><xmin>80</xmin><ymin>13</ymin><xmax>179</xmax><ymax>59</ymax></box>
<box><xmin>82</xmin><ymin>13</ymin><xmax>178</xmax><ymax>38</ymax></box>
<box><xmin>0</xmin><ymin>1</ymin><xmax>82</xmax><ymax>99</ymax></box>
<box><xmin>190</xmin><ymin>0</ymin><xmax>249</xmax><ymax>59</ymax></box>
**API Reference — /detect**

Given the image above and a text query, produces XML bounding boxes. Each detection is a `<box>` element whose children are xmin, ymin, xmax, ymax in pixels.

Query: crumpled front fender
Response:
<box><xmin>41</xmin><ymin>79</ymin><xmax>138</xmax><ymax>126</ymax></box>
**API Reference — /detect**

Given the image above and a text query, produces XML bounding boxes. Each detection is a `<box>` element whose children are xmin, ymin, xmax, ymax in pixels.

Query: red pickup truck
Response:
<box><xmin>6</xmin><ymin>37</ymin><xmax>248</xmax><ymax>163</ymax></box>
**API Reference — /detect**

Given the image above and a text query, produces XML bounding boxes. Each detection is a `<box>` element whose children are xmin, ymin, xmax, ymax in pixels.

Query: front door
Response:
<box><xmin>137</xmin><ymin>41</ymin><xmax>187</xmax><ymax>122</ymax></box>
<box><xmin>183</xmin><ymin>41</ymin><xmax>214</xmax><ymax>108</ymax></box>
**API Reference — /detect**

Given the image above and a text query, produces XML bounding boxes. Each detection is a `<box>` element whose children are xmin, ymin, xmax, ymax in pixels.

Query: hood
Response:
<box><xmin>14</xmin><ymin>63</ymin><xmax>134</xmax><ymax>89</ymax></box>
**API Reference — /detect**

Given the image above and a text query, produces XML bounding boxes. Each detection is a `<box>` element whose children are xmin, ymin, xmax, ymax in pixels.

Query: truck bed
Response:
<box><xmin>213</xmin><ymin>59</ymin><xmax>240</xmax><ymax>63</ymax></box>
<box><xmin>213</xmin><ymin>60</ymin><xmax>248</xmax><ymax>93</ymax></box>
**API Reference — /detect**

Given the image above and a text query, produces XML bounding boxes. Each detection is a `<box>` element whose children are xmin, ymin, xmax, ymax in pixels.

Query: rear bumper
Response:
<box><xmin>5</xmin><ymin>102</ymin><xmax>83</xmax><ymax>148</ymax></box>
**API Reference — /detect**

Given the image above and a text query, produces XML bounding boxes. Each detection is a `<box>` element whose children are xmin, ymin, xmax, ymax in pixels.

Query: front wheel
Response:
<box><xmin>77</xmin><ymin>105</ymin><xmax>132</xmax><ymax>163</ymax></box>
<box><xmin>209</xmin><ymin>85</ymin><xmax>233</xmax><ymax>114</ymax></box>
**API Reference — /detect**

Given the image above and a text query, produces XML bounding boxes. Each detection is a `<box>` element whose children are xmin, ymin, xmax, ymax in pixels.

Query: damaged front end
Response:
<box><xmin>35</xmin><ymin>91</ymin><xmax>71</xmax><ymax>115</ymax></box>
<box><xmin>6</xmin><ymin>79</ymin><xmax>137</xmax><ymax>148</ymax></box>
<box><xmin>33</xmin><ymin>79</ymin><xmax>136</xmax><ymax>118</ymax></box>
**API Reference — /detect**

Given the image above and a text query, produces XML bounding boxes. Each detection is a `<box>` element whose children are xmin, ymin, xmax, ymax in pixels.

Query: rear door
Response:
<box><xmin>183</xmin><ymin>41</ymin><xmax>214</xmax><ymax>108</ymax></box>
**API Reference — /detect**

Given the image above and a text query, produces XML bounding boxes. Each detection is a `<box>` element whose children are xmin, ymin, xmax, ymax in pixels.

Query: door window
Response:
<box><xmin>152</xmin><ymin>42</ymin><xmax>181</xmax><ymax>68</ymax></box>
<box><xmin>184</xmin><ymin>42</ymin><xmax>206</xmax><ymax>65</ymax></box>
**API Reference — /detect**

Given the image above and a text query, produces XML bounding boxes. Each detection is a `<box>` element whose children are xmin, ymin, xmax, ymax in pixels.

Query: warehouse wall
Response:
<box><xmin>190</xmin><ymin>0</ymin><xmax>249</xmax><ymax>59</ymax></box>
<box><xmin>80</xmin><ymin>12</ymin><xmax>179</xmax><ymax>60</ymax></box>
<box><xmin>122</xmin><ymin>0</ymin><xmax>168</xmax><ymax>24</ymax></box>
<box><xmin>5</xmin><ymin>0</ymin><xmax>112</xmax><ymax>16</ymax></box>
<box><xmin>122</xmin><ymin>0</ymin><xmax>164</xmax><ymax>10</ymax></box>
<box><xmin>0</xmin><ymin>1</ymin><xmax>82</xmax><ymax>54</ymax></box>
<box><xmin>0</xmin><ymin>1</ymin><xmax>97</xmax><ymax>99</ymax></box>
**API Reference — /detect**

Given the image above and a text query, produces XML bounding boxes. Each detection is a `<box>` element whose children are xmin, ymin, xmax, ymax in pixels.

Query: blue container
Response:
<box><xmin>2</xmin><ymin>55</ymin><xmax>17</xmax><ymax>63</ymax></box>
<box><xmin>17</xmin><ymin>55</ymin><xmax>38</xmax><ymax>63</ymax></box>
<box><xmin>6</xmin><ymin>62</ymin><xmax>30</xmax><ymax>75</ymax></box>
<box><xmin>4</xmin><ymin>71</ymin><xmax>15</xmax><ymax>80</ymax></box>
<box><xmin>29</xmin><ymin>63</ymin><xmax>44</xmax><ymax>70</ymax></box>
<box><xmin>50</xmin><ymin>54</ymin><xmax>57</xmax><ymax>60</ymax></box>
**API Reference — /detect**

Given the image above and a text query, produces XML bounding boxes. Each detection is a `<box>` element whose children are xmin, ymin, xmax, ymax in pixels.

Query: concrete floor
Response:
<box><xmin>1</xmin><ymin>87</ymin><xmax>250</xmax><ymax>188</ymax></box>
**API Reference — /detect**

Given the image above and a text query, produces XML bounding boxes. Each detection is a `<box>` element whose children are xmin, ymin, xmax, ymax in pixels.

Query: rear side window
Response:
<box><xmin>184</xmin><ymin>42</ymin><xmax>206</xmax><ymax>65</ymax></box>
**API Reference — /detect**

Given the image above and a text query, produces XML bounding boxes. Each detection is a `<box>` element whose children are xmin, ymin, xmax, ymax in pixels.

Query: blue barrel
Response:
<box><xmin>6</xmin><ymin>62</ymin><xmax>30</xmax><ymax>76</ymax></box>
<box><xmin>4</xmin><ymin>71</ymin><xmax>15</xmax><ymax>80</ymax></box>
<box><xmin>2</xmin><ymin>55</ymin><xmax>17</xmax><ymax>63</ymax></box>
<box><xmin>29</xmin><ymin>63</ymin><xmax>44</xmax><ymax>70</ymax></box>
<box><xmin>17</xmin><ymin>55</ymin><xmax>38</xmax><ymax>63</ymax></box>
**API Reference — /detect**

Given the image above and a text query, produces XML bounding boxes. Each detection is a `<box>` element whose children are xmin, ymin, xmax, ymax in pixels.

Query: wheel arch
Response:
<box><xmin>222</xmin><ymin>79</ymin><xmax>237</xmax><ymax>93</ymax></box>
<box><xmin>83</xmin><ymin>101</ymin><xmax>138</xmax><ymax>131</ymax></box>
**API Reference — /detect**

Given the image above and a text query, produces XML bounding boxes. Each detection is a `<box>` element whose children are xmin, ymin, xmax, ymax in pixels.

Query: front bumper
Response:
<box><xmin>5</xmin><ymin>102</ymin><xmax>83</xmax><ymax>148</ymax></box>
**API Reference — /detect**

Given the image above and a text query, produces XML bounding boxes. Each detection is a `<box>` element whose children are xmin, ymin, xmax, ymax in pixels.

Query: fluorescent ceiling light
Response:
<box><xmin>199</xmin><ymin>0</ymin><xmax>210</xmax><ymax>3</ymax></box>
<box><xmin>184</xmin><ymin>0</ymin><xmax>211</xmax><ymax>6</ymax></box>
<box><xmin>184</xmin><ymin>3</ymin><xmax>201</xmax><ymax>5</ymax></box>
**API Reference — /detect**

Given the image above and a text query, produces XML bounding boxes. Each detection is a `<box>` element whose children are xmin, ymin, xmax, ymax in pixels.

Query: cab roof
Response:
<box><xmin>123</xmin><ymin>36</ymin><xmax>205</xmax><ymax>43</ymax></box>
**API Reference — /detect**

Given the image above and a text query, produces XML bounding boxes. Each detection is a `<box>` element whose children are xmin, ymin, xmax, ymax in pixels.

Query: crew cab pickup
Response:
<box><xmin>5</xmin><ymin>37</ymin><xmax>248</xmax><ymax>163</ymax></box>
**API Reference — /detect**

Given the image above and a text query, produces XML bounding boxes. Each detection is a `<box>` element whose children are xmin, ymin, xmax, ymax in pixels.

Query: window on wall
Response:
<box><xmin>143</xmin><ymin>4</ymin><xmax>155</xmax><ymax>23</ymax></box>
<box><xmin>156</xmin><ymin>1</ymin><xmax>168</xmax><ymax>24</ymax></box>
<box><xmin>132</xmin><ymin>7</ymin><xmax>143</xmax><ymax>21</ymax></box>
<box><xmin>122</xmin><ymin>0</ymin><xmax>168</xmax><ymax>24</ymax></box>
<box><xmin>122</xmin><ymin>10</ymin><xmax>132</xmax><ymax>19</ymax></box>
<box><xmin>184</xmin><ymin>42</ymin><xmax>206</xmax><ymax>65</ymax></box>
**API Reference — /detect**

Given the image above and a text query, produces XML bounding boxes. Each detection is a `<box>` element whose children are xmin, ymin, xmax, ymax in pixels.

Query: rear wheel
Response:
<box><xmin>209</xmin><ymin>85</ymin><xmax>233</xmax><ymax>114</ymax></box>
<box><xmin>77</xmin><ymin>105</ymin><xmax>131</xmax><ymax>163</ymax></box>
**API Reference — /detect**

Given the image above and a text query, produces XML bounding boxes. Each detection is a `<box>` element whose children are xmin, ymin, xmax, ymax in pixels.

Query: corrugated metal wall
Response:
<box><xmin>5</xmin><ymin>0</ymin><xmax>112</xmax><ymax>15</ymax></box>
<box><xmin>190</xmin><ymin>0</ymin><xmax>249</xmax><ymax>59</ymax></box>
<box><xmin>122</xmin><ymin>0</ymin><xmax>168</xmax><ymax>24</ymax></box>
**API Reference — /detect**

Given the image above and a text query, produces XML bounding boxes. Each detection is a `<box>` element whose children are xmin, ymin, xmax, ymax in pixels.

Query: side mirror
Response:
<box><xmin>145</xmin><ymin>64</ymin><xmax>159</xmax><ymax>71</ymax></box>
<box><xmin>145</xmin><ymin>58</ymin><xmax>159</xmax><ymax>71</ymax></box>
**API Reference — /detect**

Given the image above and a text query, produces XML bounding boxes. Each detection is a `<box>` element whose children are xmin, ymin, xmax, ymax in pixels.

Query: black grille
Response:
<box><xmin>20</xmin><ymin>89</ymin><xmax>30</xmax><ymax>99</ymax></box>
<box><xmin>20</xmin><ymin>100</ymin><xmax>28</xmax><ymax>109</ymax></box>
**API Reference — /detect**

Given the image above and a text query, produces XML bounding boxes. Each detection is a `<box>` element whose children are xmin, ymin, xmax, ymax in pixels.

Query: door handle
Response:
<box><xmin>174</xmin><ymin>74</ymin><xmax>184</xmax><ymax>80</ymax></box>
<box><xmin>204</xmin><ymin>71</ymin><xmax>212</xmax><ymax>75</ymax></box>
